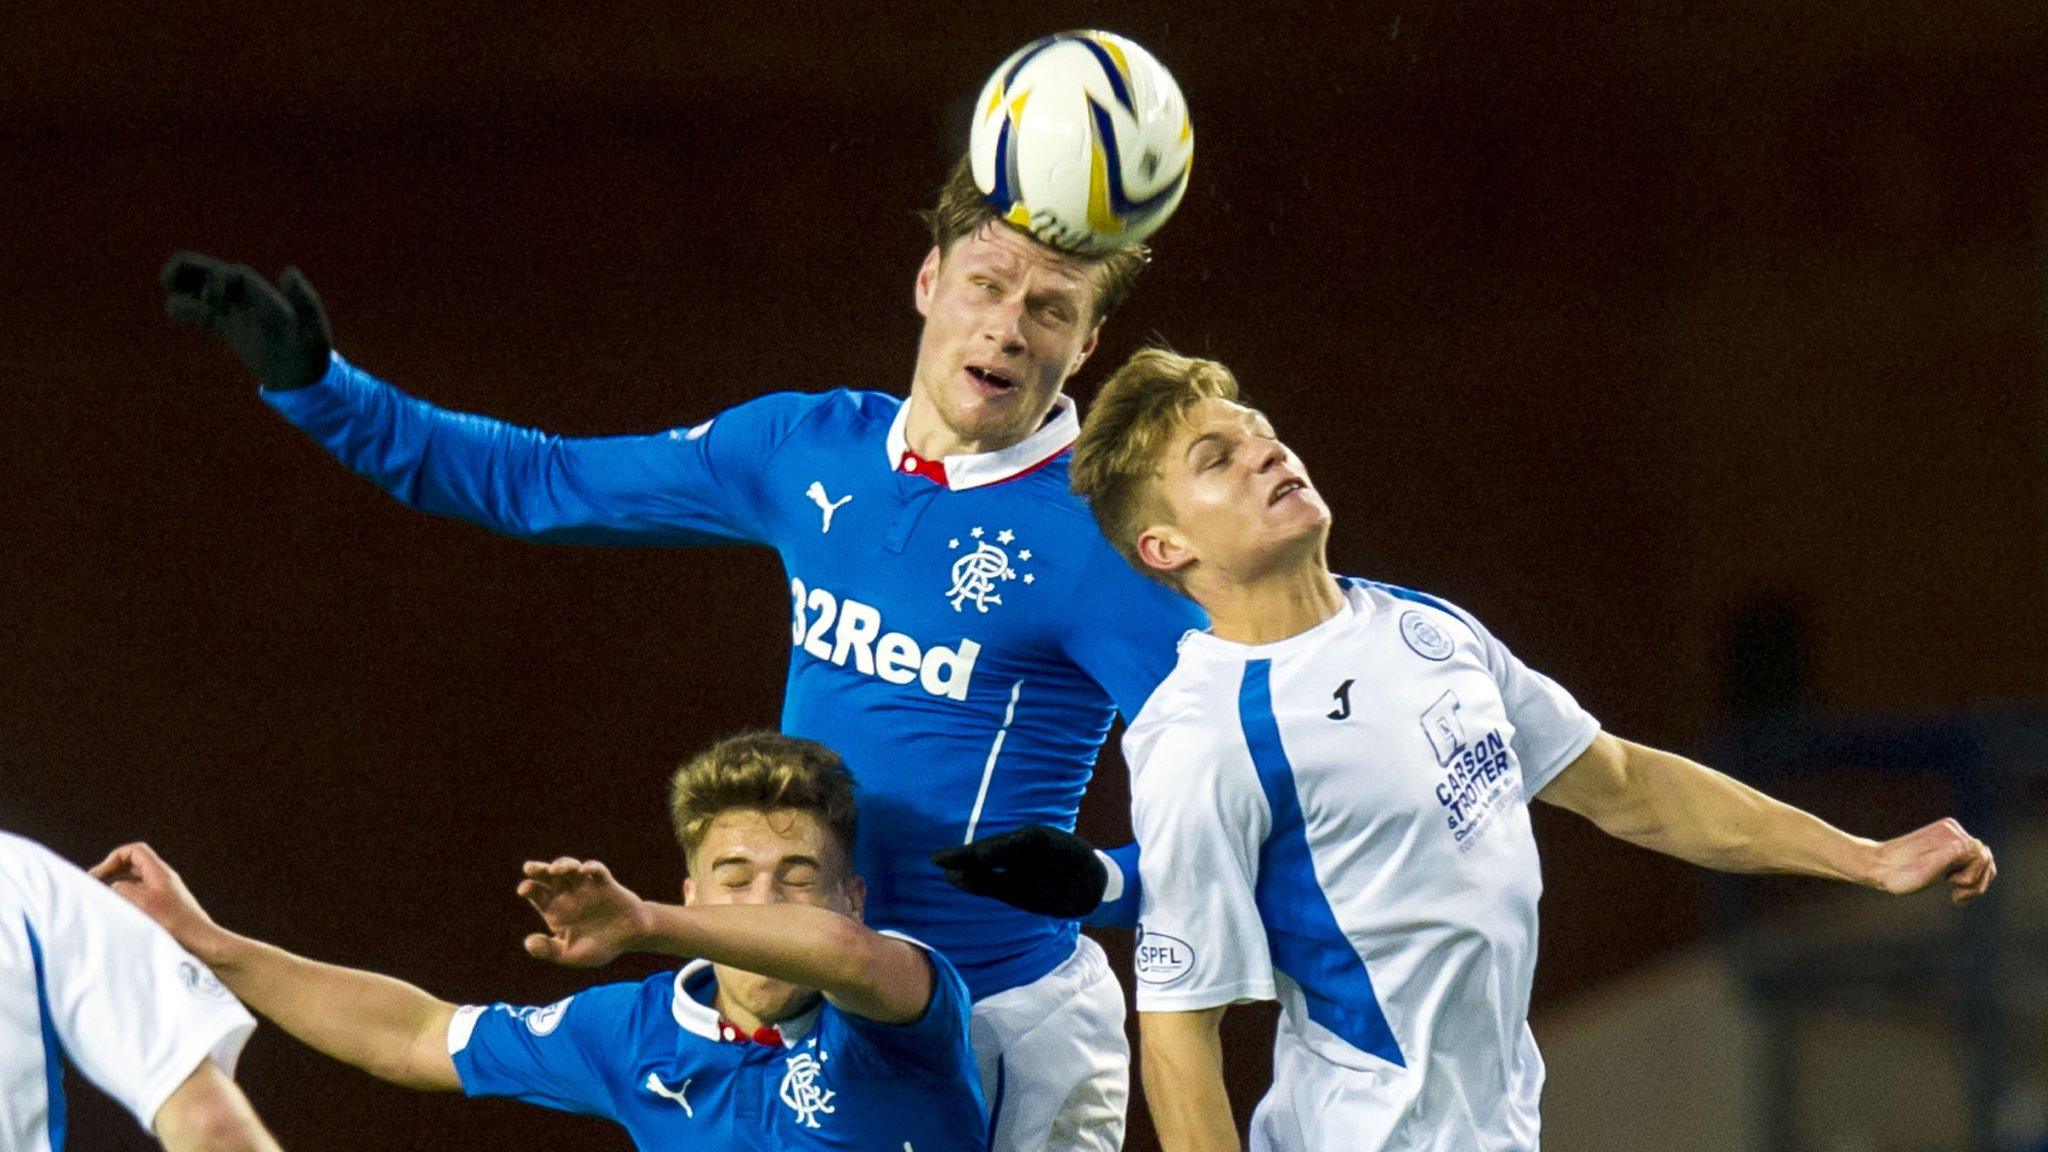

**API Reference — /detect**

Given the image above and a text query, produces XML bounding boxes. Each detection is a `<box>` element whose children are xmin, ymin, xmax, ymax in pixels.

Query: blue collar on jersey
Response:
<box><xmin>885</xmin><ymin>394</ymin><xmax>1079</xmax><ymax>491</ymax></box>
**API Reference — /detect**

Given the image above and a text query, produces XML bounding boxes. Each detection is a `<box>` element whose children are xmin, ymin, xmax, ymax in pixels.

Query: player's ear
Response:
<box><xmin>681</xmin><ymin>876</ymin><xmax>697</xmax><ymax>907</ymax></box>
<box><xmin>913</xmin><ymin>246</ymin><xmax>942</xmax><ymax>317</ymax></box>
<box><xmin>1137</xmin><ymin>523</ymin><xmax>1195</xmax><ymax>576</ymax></box>
<box><xmin>1067</xmin><ymin>323</ymin><xmax>1101</xmax><ymax>378</ymax></box>
<box><xmin>844</xmin><ymin>875</ymin><xmax>866</xmax><ymax>924</ymax></box>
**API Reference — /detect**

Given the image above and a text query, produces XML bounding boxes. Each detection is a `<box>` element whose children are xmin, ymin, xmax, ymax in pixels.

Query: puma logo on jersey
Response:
<box><xmin>790</xmin><ymin>578</ymin><xmax>979</xmax><ymax>700</ymax></box>
<box><xmin>805</xmin><ymin>482</ymin><xmax>853</xmax><ymax>532</ymax></box>
<box><xmin>644</xmin><ymin>1072</ymin><xmax>694</xmax><ymax>1116</ymax></box>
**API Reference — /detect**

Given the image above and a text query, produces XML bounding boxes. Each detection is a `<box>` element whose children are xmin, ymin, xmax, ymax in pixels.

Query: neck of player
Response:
<box><xmin>712</xmin><ymin>977</ymin><xmax>822</xmax><ymax>1034</ymax></box>
<box><xmin>1197</xmin><ymin>559</ymin><xmax>1346</xmax><ymax>645</ymax></box>
<box><xmin>901</xmin><ymin>392</ymin><xmax>1044</xmax><ymax>461</ymax></box>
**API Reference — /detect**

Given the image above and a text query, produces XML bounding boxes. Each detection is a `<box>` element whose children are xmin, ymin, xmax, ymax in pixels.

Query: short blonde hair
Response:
<box><xmin>668</xmin><ymin>731</ymin><xmax>858</xmax><ymax>872</ymax></box>
<box><xmin>1069</xmin><ymin>347</ymin><xmax>1242</xmax><ymax>583</ymax></box>
<box><xmin>917</xmin><ymin>156</ymin><xmax>1151</xmax><ymax>321</ymax></box>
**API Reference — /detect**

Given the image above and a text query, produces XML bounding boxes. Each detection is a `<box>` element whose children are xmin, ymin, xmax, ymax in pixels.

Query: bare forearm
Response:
<box><xmin>1140</xmin><ymin>1009</ymin><xmax>1240</xmax><ymax>1152</ymax></box>
<box><xmin>202</xmin><ymin>932</ymin><xmax>458</xmax><ymax>1091</ymax></box>
<box><xmin>1551</xmin><ymin>735</ymin><xmax>1878</xmax><ymax>883</ymax></box>
<box><xmin>635</xmin><ymin>903</ymin><xmax>927</xmax><ymax>1022</ymax></box>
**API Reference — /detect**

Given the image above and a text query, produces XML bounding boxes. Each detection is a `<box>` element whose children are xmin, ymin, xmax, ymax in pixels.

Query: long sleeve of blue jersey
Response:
<box><xmin>1057</xmin><ymin>540</ymin><xmax>1204</xmax><ymax>724</ymax></box>
<box><xmin>263</xmin><ymin>353</ymin><xmax>824</xmax><ymax>546</ymax></box>
<box><xmin>1059</xmin><ymin>543</ymin><xmax>1205</xmax><ymax>930</ymax></box>
<box><xmin>1082</xmin><ymin>841</ymin><xmax>1143</xmax><ymax>929</ymax></box>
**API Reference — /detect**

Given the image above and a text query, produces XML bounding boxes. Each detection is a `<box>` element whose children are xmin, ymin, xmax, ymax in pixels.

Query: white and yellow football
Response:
<box><xmin>969</xmin><ymin>31</ymin><xmax>1193</xmax><ymax>255</ymax></box>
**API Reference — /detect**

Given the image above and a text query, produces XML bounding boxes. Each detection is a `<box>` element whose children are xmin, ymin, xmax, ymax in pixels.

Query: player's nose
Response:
<box><xmin>980</xmin><ymin>298</ymin><xmax>1027</xmax><ymax>350</ymax></box>
<box><xmin>734</xmin><ymin>878</ymin><xmax>780</xmax><ymax>905</ymax></box>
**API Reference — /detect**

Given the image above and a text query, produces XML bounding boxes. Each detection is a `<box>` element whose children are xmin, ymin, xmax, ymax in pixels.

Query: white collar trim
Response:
<box><xmin>669</xmin><ymin>960</ymin><xmax>822</xmax><ymax>1047</ymax></box>
<box><xmin>670</xmin><ymin>961</ymin><xmax>722</xmax><ymax>1040</ymax></box>
<box><xmin>1178</xmin><ymin>579</ymin><xmax>1372</xmax><ymax>661</ymax></box>
<box><xmin>885</xmin><ymin>394</ymin><xmax>1079</xmax><ymax>491</ymax></box>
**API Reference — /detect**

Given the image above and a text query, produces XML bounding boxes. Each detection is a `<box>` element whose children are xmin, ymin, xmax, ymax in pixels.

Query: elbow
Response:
<box><xmin>821</xmin><ymin>917</ymin><xmax>932</xmax><ymax>1024</ymax></box>
<box><xmin>389</xmin><ymin>1006</ymin><xmax>464</xmax><ymax>1093</ymax></box>
<box><xmin>154</xmin><ymin>1065</ymin><xmax>276</xmax><ymax>1152</ymax></box>
<box><xmin>821</xmin><ymin>914</ymin><xmax>884</xmax><ymax>990</ymax></box>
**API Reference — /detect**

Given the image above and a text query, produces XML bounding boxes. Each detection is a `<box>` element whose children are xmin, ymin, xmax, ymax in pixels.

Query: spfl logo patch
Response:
<box><xmin>1400</xmin><ymin>611</ymin><xmax>1455</xmax><ymax>661</ymax></box>
<box><xmin>1134</xmin><ymin>924</ymin><xmax>1195</xmax><ymax>986</ymax></box>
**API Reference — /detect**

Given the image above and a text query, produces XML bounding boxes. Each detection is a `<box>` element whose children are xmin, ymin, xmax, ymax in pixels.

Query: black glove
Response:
<box><xmin>159</xmin><ymin>252</ymin><xmax>333</xmax><ymax>391</ymax></box>
<box><xmin>932</xmin><ymin>825</ymin><xmax>1107</xmax><ymax>919</ymax></box>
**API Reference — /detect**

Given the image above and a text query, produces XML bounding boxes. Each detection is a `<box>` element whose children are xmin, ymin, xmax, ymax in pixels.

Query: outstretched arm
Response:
<box><xmin>1536</xmin><ymin>732</ymin><xmax>1996</xmax><ymax>903</ymax></box>
<box><xmin>93</xmin><ymin>843</ymin><xmax>461</xmax><ymax>1092</ymax></box>
<box><xmin>159</xmin><ymin>253</ymin><xmax>782</xmax><ymax>547</ymax></box>
<box><xmin>517</xmin><ymin>858</ymin><xmax>934</xmax><ymax>1024</ymax></box>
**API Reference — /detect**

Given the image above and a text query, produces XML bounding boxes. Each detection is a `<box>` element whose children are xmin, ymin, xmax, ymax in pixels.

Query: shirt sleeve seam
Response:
<box><xmin>1135</xmin><ymin>981</ymin><xmax>1277</xmax><ymax>1012</ymax></box>
<box><xmin>754</xmin><ymin>390</ymin><xmax>849</xmax><ymax>482</ymax></box>
<box><xmin>129</xmin><ymin>1015</ymin><xmax>257</xmax><ymax>1133</ymax></box>
<box><xmin>1520</xmin><ymin>717</ymin><xmax>1603</xmax><ymax>798</ymax></box>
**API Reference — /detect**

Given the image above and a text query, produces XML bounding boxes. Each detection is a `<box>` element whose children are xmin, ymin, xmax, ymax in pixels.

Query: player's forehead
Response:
<box><xmin>1172</xmin><ymin>398</ymin><xmax>1275</xmax><ymax>448</ymax></box>
<box><xmin>694</xmin><ymin>808</ymin><xmax>837</xmax><ymax>868</ymax></box>
<box><xmin>946</xmin><ymin>222</ymin><xmax>1096</xmax><ymax>296</ymax></box>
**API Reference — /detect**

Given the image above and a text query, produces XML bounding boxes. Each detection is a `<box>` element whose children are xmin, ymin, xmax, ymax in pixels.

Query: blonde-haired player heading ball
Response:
<box><xmin>1062</xmin><ymin>348</ymin><xmax>1996</xmax><ymax>1152</ymax></box>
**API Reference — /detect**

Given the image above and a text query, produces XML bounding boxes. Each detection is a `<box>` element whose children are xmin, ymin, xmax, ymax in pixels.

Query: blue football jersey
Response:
<box><xmin>449</xmin><ymin>932</ymin><xmax>987</xmax><ymax>1151</ymax></box>
<box><xmin>265</xmin><ymin>356</ymin><xmax>1205</xmax><ymax>997</ymax></box>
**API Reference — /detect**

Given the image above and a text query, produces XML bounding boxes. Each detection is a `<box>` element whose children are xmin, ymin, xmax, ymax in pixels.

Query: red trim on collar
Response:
<box><xmin>718</xmin><ymin>1018</ymin><xmax>785</xmax><ymax>1048</ymax></box>
<box><xmin>896</xmin><ymin>446</ymin><xmax>1066</xmax><ymax>489</ymax></box>
<box><xmin>995</xmin><ymin>447</ymin><xmax>1065</xmax><ymax>484</ymax></box>
<box><xmin>896</xmin><ymin>450</ymin><xmax>950</xmax><ymax>487</ymax></box>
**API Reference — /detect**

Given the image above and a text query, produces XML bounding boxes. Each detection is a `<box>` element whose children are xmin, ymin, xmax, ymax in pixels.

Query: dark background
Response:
<box><xmin>4</xmin><ymin>3</ymin><xmax>2044</xmax><ymax>1148</ymax></box>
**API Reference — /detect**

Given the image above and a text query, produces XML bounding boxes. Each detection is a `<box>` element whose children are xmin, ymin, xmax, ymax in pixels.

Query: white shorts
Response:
<box><xmin>971</xmin><ymin>934</ymin><xmax>1129</xmax><ymax>1152</ymax></box>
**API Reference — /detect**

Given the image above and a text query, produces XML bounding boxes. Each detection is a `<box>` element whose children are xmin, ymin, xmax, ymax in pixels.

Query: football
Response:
<box><xmin>969</xmin><ymin>30</ymin><xmax>1193</xmax><ymax>255</ymax></box>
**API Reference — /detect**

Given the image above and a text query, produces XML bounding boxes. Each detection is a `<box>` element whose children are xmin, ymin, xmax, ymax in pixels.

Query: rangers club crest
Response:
<box><xmin>779</xmin><ymin>1050</ymin><xmax>836</xmax><ymax>1128</ymax></box>
<box><xmin>946</xmin><ymin>527</ymin><xmax>1036</xmax><ymax>613</ymax></box>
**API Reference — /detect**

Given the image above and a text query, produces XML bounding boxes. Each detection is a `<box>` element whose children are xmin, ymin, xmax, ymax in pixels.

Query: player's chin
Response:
<box><xmin>1280</xmin><ymin>504</ymin><xmax>1334</xmax><ymax>552</ymax></box>
<box><xmin>733</xmin><ymin>974</ymin><xmax>819</xmax><ymax>1017</ymax></box>
<box><xmin>948</xmin><ymin>396</ymin><xmax>1036</xmax><ymax>444</ymax></box>
<box><xmin>1261</xmin><ymin>500</ymin><xmax>1330</xmax><ymax>544</ymax></box>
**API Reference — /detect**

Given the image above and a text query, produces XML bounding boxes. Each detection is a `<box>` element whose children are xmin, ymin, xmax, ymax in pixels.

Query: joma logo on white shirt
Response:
<box><xmin>789</xmin><ymin>578</ymin><xmax>979</xmax><ymax>700</ymax></box>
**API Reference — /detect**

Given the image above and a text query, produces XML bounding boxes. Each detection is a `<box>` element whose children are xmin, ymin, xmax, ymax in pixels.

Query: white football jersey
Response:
<box><xmin>1128</xmin><ymin>580</ymin><xmax>1599</xmax><ymax>1152</ymax></box>
<box><xmin>0</xmin><ymin>833</ymin><xmax>255</xmax><ymax>1151</ymax></box>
